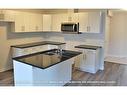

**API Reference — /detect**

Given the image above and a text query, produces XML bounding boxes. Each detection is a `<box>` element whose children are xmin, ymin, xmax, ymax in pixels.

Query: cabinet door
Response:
<box><xmin>14</xmin><ymin>11</ymin><xmax>29</xmax><ymax>32</ymax></box>
<box><xmin>51</xmin><ymin>13</ymin><xmax>68</xmax><ymax>32</ymax></box>
<box><xmin>29</xmin><ymin>13</ymin><xmax>36</xmax><ymax>32</ymax></box>
<box><xmin>85</xmin><ymin>50</ymin><xmax>96</xmax><ymax>68</ymax></box>
<box><xmin>29</xmin><ymin>13</ymin><xmax>43</xmax><ymax>32</ymax></box>
<box><xmin>35</xmin><ymin>14</ymin><xmax>43</xmax><ymax>31</ymax></box>
<box><xmin>67</xmin><ymin>13</ymin><xmax>79</xmax><ymax>22</ymax></box>
<box><xmin>88</xmin><ymin>12</ymin><xmax>101</xmax><ymax>33</ymax></box>
<box><xmin>43</xmin><ymin>15</ymin><xmax>52</xmax><ymax>31</ymax></box>
<box><xmin>0</xmin><ymin>10</ymin><xmax>15</xmax><ymax>21</ymax></box>
<box><xmin>79</xmin><ymin>49</ymin><xmax>97</xmax><ymax>73</ymax></box>
<box><xmin>0</xmin><ymin>10</ymin><xmax>3</xmax><ymax>20</ymax></box>
<box><xmin>78</xmin><ymin>13</ymin><xmax>88</xmax><ymax>32</ymax></box>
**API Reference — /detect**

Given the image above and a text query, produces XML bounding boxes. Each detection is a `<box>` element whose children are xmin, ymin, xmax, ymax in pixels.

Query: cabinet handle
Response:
<box><xmin>35</xmin><ymin>26</ymin><xmax>38</xmax><ymax>30</ymax></box>
<box><xmin>87</xmin><ymin>26</ymin><xmax>90</xmax><ymax>32</ymax></box>
<box><xmin>21</xmin><ymin>26</ymin><xmax>25</xmax><ymax>31</ymax></box>
<box><xmin>89</xmin><ymin>26</ymin><xmax>91</xmax><ymax>32</ymax></box>
<box><xmin>87</xmin><ymin>26</ymin><xmax>89</xmax><ymax>32</ymax></box>
<box><xmin>83</xmin><ymin>54</ymin><xmax>85</xmax><ymax>59</ymax></box>
<box><xmin>0</xmin><ymin>13</ymin><xmax>4</xmax><ymax>20</ymax></box>
<box><xmin>68</xmin><ymin>16</ymin><xmax>72</xmax><ymax>21</ymax></box>
<box><xmin>83</xmin><ymin>53</ymin><xmax>86</xmax><ymax>60</ymax></box>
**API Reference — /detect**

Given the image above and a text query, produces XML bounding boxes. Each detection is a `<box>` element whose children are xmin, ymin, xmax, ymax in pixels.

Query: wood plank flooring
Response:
<box><xmin>66</xmin><ymin>62</ymin><xmax>127</xmax><ymax>86</ymax></box>
<box><xmin>1</xmin><ymin>62</ymin><xmax>127</xmax><ymax>86</ymax></box>
<box><xmin>0</xmin><ymin>69</ymin><xmax>14</xmax><ymax>86</ymax></box>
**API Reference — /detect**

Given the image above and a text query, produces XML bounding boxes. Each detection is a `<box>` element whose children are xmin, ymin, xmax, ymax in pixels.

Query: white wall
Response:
<box><xmin>104</xmin><ymin>16</ymin><xmax>111</xmax><ymax>58</ymax></box>
<box><xmin>108</xmin><ymin>12</ymin><xmax>127</xmax><ymax>58</ymax></box>
<box><xmin>0</xmin><ymin>22</ymin><xmax>46</xmax><ymax>72</ymax></box>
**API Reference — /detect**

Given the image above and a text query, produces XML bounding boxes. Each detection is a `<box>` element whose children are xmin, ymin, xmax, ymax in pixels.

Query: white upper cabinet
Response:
<box><xmin>78</xmin><ymin>12</ymin><xmax>101</xmax><ymax>33</ymax></box>
<box><xmin>51</xmin><ymin>13</ymin><xmax>78</xmax><ymax>32</ymax></box>
<box><xmin>14</xmin><ymin>11</ymin><xmax>30</xmax><ymax>32</ymax></box>
<box><xmin>0</xmin><ymin>10</ymin><xmax>102</xmax><ymax>33</ymax></box>
<box><xmin>29</xmin><ymin>13</ymin><xmax>43</xmax><ymax>32</ymax></box>
<box><xmin>87</xmin><ymin>12</ymin><xmax>101</xmax><ymax>33</ymax></box>
<box><xmin>51</xmin><ymin>12</ymin><xmax>101</xmax><ymax>33</ymax></box>
<box><xmin>42</xmin><ymin>15</ymin><xmax>52</xmax><ymax>31</ymax></box>
<box><xmin>0</xmin><ymin>10</ymin><xmax>43</xmax><ymax>32</ymax></box>
<box><xmin>12</xmin><ymin>11</ymin><xmax>43</xmax><ymax>32</ymax></box>
<box><xmin>78</xmin><ymin>13</ymin><xmax>89</xmax><ymax>32</ymax></box>
<box><xmin>67</xmin><ymin>13</ymin><xmax>79</xmax><ymax>22</ymax></box>
<box><xmin>0</xmin><ymin>10</ymin><xmax>15</xmax><ymax>22</ymax></box>
<box><xmin>51</xmin><ymin>13</ymin><xmax>68</xmax><ymax>32</ymax></box>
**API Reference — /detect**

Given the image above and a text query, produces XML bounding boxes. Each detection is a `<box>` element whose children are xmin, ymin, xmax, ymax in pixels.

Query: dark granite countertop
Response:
<box><xmin>75</xmin><ymin>45</ymin><xmax>102</xmax><ymax>50</ymax></box>
<box><xmin>11</xmin><ymin>41</ymin><xmax>66</xmax><ymax>48</ymax></box>
<box><xmin>13</xmin><ymin>49</ymin><xmax>82</xmax><ymax>69</ymax></box>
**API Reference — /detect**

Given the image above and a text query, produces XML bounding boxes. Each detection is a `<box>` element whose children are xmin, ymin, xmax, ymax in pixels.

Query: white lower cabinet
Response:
<box><xmin>75</xmin><ymin>49</ymin><xmax>100</xmax><ymax>74</ymax></box>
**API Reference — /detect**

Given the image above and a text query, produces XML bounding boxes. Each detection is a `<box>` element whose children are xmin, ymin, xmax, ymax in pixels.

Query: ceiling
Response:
<box><xmin>2</xmin><ymin>9</ymin><xmax>124</xmax><ymax>14</ymax></box>
<box><xmin>10</xmin><ymin>9</ymin><xmax>106</xmax><ymax>14</ymax></box>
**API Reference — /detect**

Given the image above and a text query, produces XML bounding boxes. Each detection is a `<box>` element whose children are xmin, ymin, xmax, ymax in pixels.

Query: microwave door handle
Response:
<box><xmin>73</xmin><ymin>25</ymin><xmax>75</xmax><ymax>31</ymax></box>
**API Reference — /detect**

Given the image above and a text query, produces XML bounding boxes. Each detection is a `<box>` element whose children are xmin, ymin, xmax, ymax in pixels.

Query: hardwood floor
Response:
<box><xmin>0</xmin><ymin>70</ymin><xmax>14</xmax><ymax>86</ymax></box>
<box><xmin>1</xmin><ymin>62</ymin><xmax>127</xmax><ymax>86</ymax></box>
<box><xmin>66</xmin><ymin>62</ymin><xmax>127</xmax><ymax>86</ymax></box>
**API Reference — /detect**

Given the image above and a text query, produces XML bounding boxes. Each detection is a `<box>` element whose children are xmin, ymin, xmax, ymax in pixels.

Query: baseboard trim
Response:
<box><xmin>105</xmin><ymin>56</ymin><xmax>127</xmax><ymax>64</ymax></box>
<box><xmin>0</xmin><ymin>67</ymin><xmax>13</xmax><ymax>72</ymax></box>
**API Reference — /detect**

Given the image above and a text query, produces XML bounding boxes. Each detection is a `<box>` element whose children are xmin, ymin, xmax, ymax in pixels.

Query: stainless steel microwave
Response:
<box><xmin>61</xmin><ymin>22</ymin><xmax>79</xmax><ymax>33</ymax></box>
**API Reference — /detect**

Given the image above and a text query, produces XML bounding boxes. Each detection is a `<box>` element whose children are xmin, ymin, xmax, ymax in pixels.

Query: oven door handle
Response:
<box><xmin>72</xmin><ymin>24</ymin><xmax>75</xmax><ymax>32</ymax></box>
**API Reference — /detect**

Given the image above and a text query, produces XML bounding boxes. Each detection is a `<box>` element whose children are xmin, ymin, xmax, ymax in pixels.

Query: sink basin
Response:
<box><xmin>44</xmin><ymin>52</ymin><xmax>56</xmax><ymax>55</ymax></box>
<box><xmin>43</xmin><ymin>49</ymin><xmax>79</xmax><ymax>59</ymax></box>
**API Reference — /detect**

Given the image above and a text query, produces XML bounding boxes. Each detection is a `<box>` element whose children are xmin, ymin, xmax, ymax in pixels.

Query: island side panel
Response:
<box><xmin>33</xmin><ymin>58</ymin><xmax>74</xmax><ymax>86</ymax></box>
<box><xmin>99</xmin><ymin>48</ymin><xmax>104</xmax><ymax>70</ymax></box>
<box><xmin>13</xmin><ymin>60</ymin><xmax>33</xmax><ymax>86</ymax></box>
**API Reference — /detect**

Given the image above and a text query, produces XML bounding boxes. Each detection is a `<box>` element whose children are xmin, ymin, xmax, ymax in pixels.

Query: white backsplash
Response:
<box><xmin>45</xmin><ymin>33</ymin><xmax>104</xmax><ymax>50</ymax></box>
<box><xmin>85</xmin><ymin>39</ymin><xmax>104</xmax><ymax>47</ymax></box>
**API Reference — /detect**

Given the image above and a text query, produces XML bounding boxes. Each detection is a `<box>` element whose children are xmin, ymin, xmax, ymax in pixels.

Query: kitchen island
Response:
<box><xmin>13</xmin><ymin>49</ymin><xmax>81</xmax><ymax>86</ymax></box>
